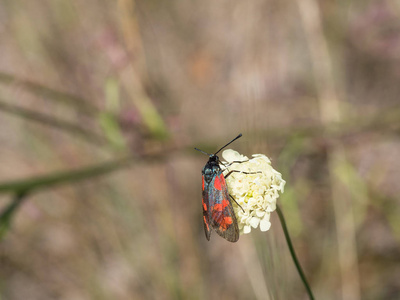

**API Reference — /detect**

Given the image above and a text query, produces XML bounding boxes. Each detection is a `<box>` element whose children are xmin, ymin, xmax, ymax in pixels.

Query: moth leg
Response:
<box><xmin>230</xmin><ymin>194</ymin><xmax>245</xmax><ymax>212</ymax></box>
<box><xmin>224</xmin><ymin>155</ymin><xmax>261</xmax><ymax>166</ymax></box>
<box><xmin>224</xmin><ymin>169</ymin><xmax>261</xmax><ymax>179</ymax></box>
<box><xmin>220</xmin><ymin>160</ymin><xmax>250</xmax><ymax>168</ymax></box>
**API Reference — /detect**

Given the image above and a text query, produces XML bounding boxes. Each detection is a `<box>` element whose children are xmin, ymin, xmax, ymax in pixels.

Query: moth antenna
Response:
<box><xmin>214</xmin><ymin>133</ymin><xmax>242</xmax><ymax>155</ymax></box>
<box><xmin>194</xmin><ymin>148</ymin><xmax>212</xmax><ymax>156</ymax></box>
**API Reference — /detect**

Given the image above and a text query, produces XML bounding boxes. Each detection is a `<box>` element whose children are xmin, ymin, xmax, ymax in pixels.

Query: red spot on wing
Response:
<box><xmin>213</xmin><ymin>199</ymin><xmax>229</xmax><ymax>211</ymax></box>
<box><xmin>220</xmin><ymin>216</ymin><xmax>233</xmax><ymax>230</ymax></box>
<box><xmin>213</xmin><ymin>204</ymin><xmax>223</xmax><ymax>211</ymax></box>
<box><xmin>222</xmin><ymin>199</ymin><xmax>229</xmax><ymax>208</ymax></box>
<box><xmin>213</xmin><ymin>173</ymin><xmax>225</xmax><ymax>190</ymax></box>
<box><xmin>202</xmin><ymin>198</ymin><xmax>207</xmax><ymax>211</ymax></box>
<box><xmin>202</xmin><ymin>176</ymin><xmax>205</xmax><ymax>190</ymax></box>
<box><xmin>203</xmin><ymin>216</ymin><xmax>210</xmax><ymax>231</ymax></box>
<box><xmin>212</xmin><ymin>210</ymin><xmax>234</xmax><ymax>231</ymax></box>
<box><xmin>211</xmin><ymin>198</ymin><xmax>234</xmax><ymax>232</ymax></box>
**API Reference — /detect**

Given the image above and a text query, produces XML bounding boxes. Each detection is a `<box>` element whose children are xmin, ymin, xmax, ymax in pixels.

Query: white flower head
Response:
<box><xmin>222</xmin><ymin>149</ymin><xmax>285</xmax><ymax>235</ymax></box>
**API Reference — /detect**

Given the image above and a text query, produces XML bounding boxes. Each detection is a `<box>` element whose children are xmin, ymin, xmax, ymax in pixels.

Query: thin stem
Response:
<box><xmin>0</xmin><ymin>72</ymin><xmax>98</xmax><ymax>114</ymax></box>
<box><xmin>0</xmin><ymin>157</ymin><xmax>134</xmax><ymax>238</ymax></box>
<box><xmin>0</xmin><ymin>192</ymin><xmax>27</xmax><ymax>239</ymax></box>
<box><xmin>0</xmin><ymin>99</ymin><xmax>104</xmax><ymax>145</ymax></box>
<box><xmin>276</xmin><ymin>205</ymin><xmax>315</xmax><ymax>300</ymax></box>
<box><xmin>0</xmin><ymin>157</ymin><xmax>134</xmax><ymax>195</ymax></box>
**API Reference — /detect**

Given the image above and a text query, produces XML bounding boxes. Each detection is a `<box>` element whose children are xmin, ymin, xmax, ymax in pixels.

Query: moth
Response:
<box><xmin>195</xmin><ymin>134</ymin><xmax>243</xmax><ymax>242</ymax></box>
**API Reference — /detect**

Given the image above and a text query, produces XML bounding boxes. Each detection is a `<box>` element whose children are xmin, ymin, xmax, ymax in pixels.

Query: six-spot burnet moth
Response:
<box><xmin>194</xmin><ymin>133</ymin><xmax>244</xmax><ymax>242</ymax></box>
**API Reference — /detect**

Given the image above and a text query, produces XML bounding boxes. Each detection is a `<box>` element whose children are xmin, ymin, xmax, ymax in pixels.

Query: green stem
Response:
<box><xmin>0</xmin><ymin>192</ymin><xmax>27</xmax><ymax>239</ymax></box>
<box><xmin>276</xmin><ymin>205</ymin><xmax>315</xmax><ymax>300</ymax></box>
<box><xmin>0</xmin><ymin>99</ymin><xmax>104</xmax><ymax>145</ymax></box>
<box><xmin>0</xmin><ymin>157</ymin><xmax>134</xmax><ymax>195</ymax></box>
<box><xmin>0</xmin><ymin>72</ymin><xmax>98</xmax><ymax>114</ymax></box>
<box><xmin>0</xmin><ymin>157</ymin><xmax>135</xmax><ymax>239</ymax></box>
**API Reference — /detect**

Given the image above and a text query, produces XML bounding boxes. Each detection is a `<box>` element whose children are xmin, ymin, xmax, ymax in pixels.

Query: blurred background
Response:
<box><xmin>0</xmin><ymin>0</ymin><xmax>400</xmax><ymax>299</ymax></box>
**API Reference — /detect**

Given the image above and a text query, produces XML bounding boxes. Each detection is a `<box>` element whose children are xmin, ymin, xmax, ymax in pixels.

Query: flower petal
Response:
<box><xmin>249</xmin><ymin>217</ymin><xmax>260</xmax><ymax>228</ymax></box>
<box><xmin>222</xmin><ymin>149</ymin><xmax>248</xmax><ymax>162</ymax></box>
<box><xmin>243</xmin><ymin>225</ymin><xmax>252</xmax><ymax>234</ymax></box>
<box><xmin>260</xmin><ymin>220</ymin><xmax>271</xmax><ymax>231</ymax></box>
<box><xmin>224</xmin><ymin>151</ymin><xmax>285</xmax><ymax>235</ymax></box>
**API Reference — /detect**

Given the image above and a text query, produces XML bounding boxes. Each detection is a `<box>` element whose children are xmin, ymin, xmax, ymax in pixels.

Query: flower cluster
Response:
<box><xmin>222</xmin><ymin>149</ymin><xmax>285</xmax><ymax>235</ymax></box>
